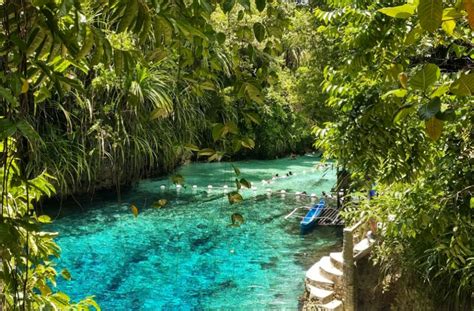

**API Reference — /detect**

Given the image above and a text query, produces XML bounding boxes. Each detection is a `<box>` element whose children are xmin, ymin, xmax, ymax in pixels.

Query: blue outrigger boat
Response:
<box><xmin>300</xmin><ymin>199</ymin><xmax>326</xmax><ymax>233</ymax></box>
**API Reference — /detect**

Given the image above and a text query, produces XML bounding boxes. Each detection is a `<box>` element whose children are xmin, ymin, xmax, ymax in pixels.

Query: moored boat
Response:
<box><xmin>300</xmin><ymin>199</ymin><xmax>326</xmax><ymax>233</ymax></box>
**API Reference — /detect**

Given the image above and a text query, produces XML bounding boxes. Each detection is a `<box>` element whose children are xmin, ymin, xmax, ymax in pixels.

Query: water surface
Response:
<box><xmin>50</xmin><ymin>155</ymin><xmax>342</xmax><ymax>310</ymax></box>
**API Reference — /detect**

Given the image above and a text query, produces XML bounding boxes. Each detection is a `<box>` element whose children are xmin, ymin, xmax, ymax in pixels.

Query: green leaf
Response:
<box><xmin>184</xmin><ymin>144</ymin><xmax>200</xmax><ymax>151</ymax></box>
<box><xmin>418</xmin><ymin>0</ymin><xmax>443</xmax><ymax>32</ymax></box>
<box><xmin>239</xmin><ymin>0</ymin><xmax>250</xmax><ymax>11</ymax></box>
<box><xmin>216</xmin><ymin>32</ymin><xmax>226</xmax><ymax>44</ymax></box>
<box><xmin>225</xmin><ymin>121</ymin><xmax>239</xmax><ymax>134</ymax></box>
<box><xmin>450</xmin><ymin>73</ymin><xmax>474</xmax><ymax>96</ymax></box>
<box><xmin>37</xmin><ymin>215</ymin><xmax>52</xmax><ymax>224</ymax></box>
<box><xmin>51</xmin><ymin>292</ymin><xmax>71</xmax><ymax>306</ymax></box>
<box><xmin>61</xmin><ymin>269</ymin><xmax>72</xmax><ymax>280</ymax></box>
<box><xmin>244</xmin><ymin>112</ymin><xmax>261</xmax><ymax>125</ymax></box>
<box><xmin>425</xmin><ymin>117</ymin><xmax>443</xmax><ymax>140</ymax></box>
<box><xmin>255</xmin><ymin>0</ymin><xmax>266</xmax><ymax>12</ymax></box>
<box><xmin>393</xmin><ymin>104</ymin><xmax>414</xmax><ymax>124</ymax></box>
<box><xmin>171</xmin><ymin>174</ymin><xmax>185</xmax><ymax>185</ymax></box>
<box><xmin>378</xmin><ymin>4</ymin><xmax>416</xmax><ymax>18</ymax></box>
<box><xmin>237</xmin><ymin>10</ymin><xmax>245</xmax><ymax>20</ymax></box>
<box><xmin>235</xmin><ymin>178</ymin><xmax>242</xmax><ymax>190</ymax></box>
<box><xmin>430</xmin><ymin>84</ymin><xmax>450</xmax><ymax>98</ymax></box>
<box><xmin>253</xmin><ymin>22</ymin><xmax>266</xmax><ymax>42</ymax></box>
<box><xmin>0</xmin><ymin>86</ymin><xmax>18</xmax><ymax>106</ymax></box>
<box><xmin>222</xmin><ymin>0</ymin><xmax>236</xmax><ymax>13</ymax></box>
<box><xmin>232</xmin><ymin>164</ymin><xmax>241</xmax><ymax>176</ymax></box>
<box><xmin>16</xmin><ymin>120</ymin><xmax>42</xmax><ymax>144</ymax></box>
<box><xmin>131</xmin><ymin>204</ymin><xmax>139</xmax><ymax>217</ymax></box>
<box><xmin>228</xmin><ymin>191</ymin><xmax>243</xmax><ymax>204</ymax></box>
<box><xmin>231</xmin><ymin>213</ymin><xmax>245</xmax><ymax>226</ymax></box>
<box><xmin>212</xmin><ymin>123</ymin><xmax>226</xmax><ymax>141</ymax></box>
<box><xmin>240</xmin><ymin>178</ymin><xmax>251</xmax><ymax>188</ymax></box>
<box><xmin>381</xmin><ymin>89</ymin><xmax>407</xmax><ymax>99</ymax></box>
<box><xmin>244</xmin><ymin>83</ymin><xmax>264</xmax><ymax>104</ymax></box>
<box><xmin>441</xmin><ymin>20</ymin><xmax>455</xmax><ymax>35</ymax></box>
<box><xmin>409</xmin><ymin>64</ymin><xmax>440</xmax><ymax>90</ymax></box>
<box><xmin>442</xmin><ymin>8</ymin><xmax>464</xmax><ymax>21</ymax></box>
<box><xmin>198</xmin><ymin>148</ymin><xmax>215</xmax><ymax>156</ymax></box>
<box><xmin>0</xmin><ymin>118</ymin><xmax>17</xmax><ymax>140</ymax></box>
<box><xmin>241</xmin><ymin>137</ymin><xmax>255</xmax><ymax>149</ymax></box>
<box><xmin>435</xmin><ymin>109</ymin><xmax>456</xmax><ymax>121</ymax></box>
<box><xmin>418</xmin><ymin>98</ymin><xmax>441</xmax><ymax>120</ymax></box>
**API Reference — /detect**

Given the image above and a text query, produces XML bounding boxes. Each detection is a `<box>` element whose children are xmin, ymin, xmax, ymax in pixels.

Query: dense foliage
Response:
<box><xmin>0</xmin><ymin>0</ymin><xmax>310</xmax><ymax>308</ymax></box>
<box><xmin>311</xmin><ymin>0</ymin><xmax>473</xmax><ymax>308</ymax></box>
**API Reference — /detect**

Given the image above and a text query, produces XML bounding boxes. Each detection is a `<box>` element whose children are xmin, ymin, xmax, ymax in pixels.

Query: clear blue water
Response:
<box><xmin>49</xmin><ymin>155</ymin><xmax>342</xmax><ymax>310</ymax></box>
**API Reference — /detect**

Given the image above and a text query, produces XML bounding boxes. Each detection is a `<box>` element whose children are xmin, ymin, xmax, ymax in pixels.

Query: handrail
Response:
<box><xmin>347</xmin><ymin>219</ymin><xmax>364</xmax><ymax>232</ymax></box>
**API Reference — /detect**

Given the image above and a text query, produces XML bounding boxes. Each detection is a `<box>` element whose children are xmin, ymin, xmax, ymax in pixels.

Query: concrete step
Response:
<box><xmin>354</xmin><ymin>237</ymin><xmax>375</xmax><ymax>259</ymax></box>
<box><xmin>306</xmin><ymin>262</ymin><xmax>334</xmax><ymax>290</ymax></box>
<box><xmin>329</xmin><ymin>252</ymin><xmax>343</xmax><ymax>271</ymax></box>
<box><xmin>307</xmin><ymin>284</ymin><xmax>334</xmax><ymax>304</ymax></box>
<box><xmin>319</xmin><ymin>256</ymin><xmax>343</xmax><ymax>283</ymax></box>
<box><xmin>354</xmin><ymin>237</ymin><xmax>374</xmax><ymax>252</ymax></box>
<box><xmin>318</xmin><ymin>299</ymin><xmax>343</xmax><ymax>311</ymax></box>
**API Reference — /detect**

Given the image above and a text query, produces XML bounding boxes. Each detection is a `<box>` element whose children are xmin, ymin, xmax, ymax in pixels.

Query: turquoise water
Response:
<box><xmin>50</xmin><ymin>155</ymin><xmax>342</xmax><ymax>310</ymax></box>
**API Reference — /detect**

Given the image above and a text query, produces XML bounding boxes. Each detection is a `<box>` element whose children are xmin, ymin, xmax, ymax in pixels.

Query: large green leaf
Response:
<box><xmin>450</xmin><ymin>73</ymin><xmax>474</xmax><ymax>96</ymax></box>
<box><xmin>418</xmin><ymin>98</ymin><xmax>441</xmax><ymax>120</ymax></box>
<box><xmin>409</xmin><ymin>64</ymin><xmax>440</xmax><ymax>90</ymax></box>
<box><xmin>378</xmin><ymin>4</ymin><xmax>416</xmax><ymax>18</ymax></box>
<box><xmin>253</xmin><ymin>22</ymin><xmax>266</xmax><ymax>42</ymax></box>
<box><xmin>418</xmin><ymin>0</ymin><xmax>443</xmax><ymax>32</ymax></box>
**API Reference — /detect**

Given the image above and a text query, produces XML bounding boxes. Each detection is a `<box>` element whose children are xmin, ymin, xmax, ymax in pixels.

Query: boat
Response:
<box><xmin>300</xmin><ymin>199</ymin><xmax>326</xmax><ymax>233</ymax></box>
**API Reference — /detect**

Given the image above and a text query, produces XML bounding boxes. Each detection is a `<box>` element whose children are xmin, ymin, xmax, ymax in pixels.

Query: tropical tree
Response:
<box><xmin>312</xmin><ymin>0</ymin><xmax>473</xmax><ymax>308</ymax></box>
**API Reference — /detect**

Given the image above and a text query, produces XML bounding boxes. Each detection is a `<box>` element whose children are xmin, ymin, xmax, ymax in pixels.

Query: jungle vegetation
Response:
<box><xmin>0</xmin><ymin>0</ymin><xmax>472</xmax><ymax>309</ymax></box>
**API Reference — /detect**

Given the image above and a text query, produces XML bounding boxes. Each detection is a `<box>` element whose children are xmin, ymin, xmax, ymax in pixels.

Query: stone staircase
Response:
<box><xmin>305</xmin><ymin>252</ymin><xmax>344</xmax><ymax>310</ymax></box>
<box><xmin>304</xmin><ymin>236</ymin><xmax>375</xmax><ymax>311</ymax></box>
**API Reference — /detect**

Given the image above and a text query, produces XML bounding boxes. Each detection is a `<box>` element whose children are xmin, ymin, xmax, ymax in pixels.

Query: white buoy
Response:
<box><xmin>208</xmin><ymin>185</ymin><xmax>213</xmax><ymax>189</ymax></box>
<box><xmin>160</xmin><ymin>185</ymin><xmax>166</xmax><ymax>190</ymax></box>
<box><xmin>192</xmin><ymin>185</ymin><xmax>198</xmax><ymax>189</ymax></box>
<box><xmin>176</xmin><ymin>184</ymin><xmax>182</xmax><ymax>189</ymax></box>
<box><xmin>280</xmin><ymin>190</ymin><xmax>286</xmax><ymax>194</ymax></box>
<box><xmin>223</xmin><ymin>185</ymin><xmax>228</xmax><ymax>189</ymax></box>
